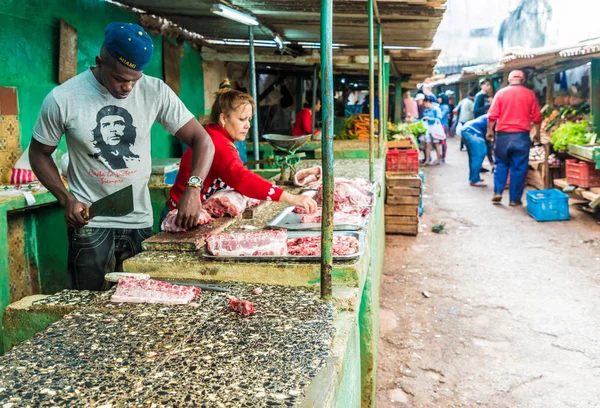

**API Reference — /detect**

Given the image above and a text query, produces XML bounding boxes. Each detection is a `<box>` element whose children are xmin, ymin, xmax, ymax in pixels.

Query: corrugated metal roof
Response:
<box><xmin>111</xmin><ymin>0</ymin><xmax>446</xmax><ymax>83</ymax></box>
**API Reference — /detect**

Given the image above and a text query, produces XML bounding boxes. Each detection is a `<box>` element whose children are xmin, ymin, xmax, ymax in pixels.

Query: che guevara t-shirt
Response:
<box><xmin>33</xmin><ymin>68</ymin><xmax>194</xmax><ymax>228</ymax></box>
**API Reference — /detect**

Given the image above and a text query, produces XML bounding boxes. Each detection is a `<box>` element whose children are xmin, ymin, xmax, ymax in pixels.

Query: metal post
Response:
<box><xmin>546</xmin><ymin>74</ymin><xmax>554</xmax><ymax>110</ymax></box>
<box><xmin>381</xmin><ymin>60</ymin><xmax>390</xmax><ymax>156</ymax></box>
<box><xmin>249</xmin><ymin>26</ymin><xmax>260</xmax><ymax>169</ymax></box>
<box><xmin>368</xmin><ymin>0</ymin><xmax>375</xmax><ymax>180</ymax></box>
<box><xmin>296</xmin><ymin>75</ymin><xmax>304</xmax><ymax>115</ymax></box>
<box><xmin>377</xmin><ymin>24</ymin><xmax>384</xmax><ymax>158</ymax></box>
<box><xmin>394</xmin><ymin>78</ymin><xmax>402</xmax><ymax>123</ymax></box>
<box><xmin>319</xmin><ymin>0</ymin><xmax>334</xmax><ymax>300</ymax></box>
<box><xmin>312</xmin><ymin>64</ymin><xmax>318</xmax><ymax>136</ymax></box>
<box><xmin>593</xmin><ymin>59</ymin><xmax>600</xmax><ymax>133</ymax></box>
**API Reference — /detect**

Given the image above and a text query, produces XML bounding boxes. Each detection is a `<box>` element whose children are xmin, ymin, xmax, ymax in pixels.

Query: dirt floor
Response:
<box><xmin>376</xmin><ymin>138</ymin><xmax>600</xmax><ymax>408</ymax></box>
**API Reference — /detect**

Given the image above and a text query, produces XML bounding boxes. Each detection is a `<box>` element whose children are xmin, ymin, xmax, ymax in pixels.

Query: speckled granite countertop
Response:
<box><xmin>0</xmin><ymin>284</ymin><xmax>334</xmax><ymax>407</ymax></box>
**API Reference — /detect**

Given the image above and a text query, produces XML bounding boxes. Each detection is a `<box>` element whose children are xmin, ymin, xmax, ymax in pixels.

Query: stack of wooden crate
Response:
<box><xmin>385</xmin><ymin>172</ymin><xmax>421</xmax><ymax>236</ymax></box>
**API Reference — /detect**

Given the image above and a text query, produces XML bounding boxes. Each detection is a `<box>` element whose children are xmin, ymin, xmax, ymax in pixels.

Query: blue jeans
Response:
<box><xmin>493</xmin><ymin>132</ymin><xmax>530</xmax><ymax>201</ymax></box>
<box><xmin>462</xmin><ymin>128</ymin><xmax>487</xmax><ymax>184</ymax></box>
<box><xmin>68</xmin><ymin>227</ymin><xmax>153</xmax><ymax>290</ymax></box>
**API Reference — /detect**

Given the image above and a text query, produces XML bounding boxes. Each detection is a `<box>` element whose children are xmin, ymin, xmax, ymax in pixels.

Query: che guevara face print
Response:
<box><xmin>88</xmin><ymin>105</ymin><xmax>140</xmax><ymax>170</ymax></box>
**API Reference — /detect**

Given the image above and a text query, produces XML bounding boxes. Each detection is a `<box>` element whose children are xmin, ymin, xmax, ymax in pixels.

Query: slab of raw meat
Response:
<box><xmin>206</xmin><ymin>230</ymin><xmax>288</xmax><ymax>256</ymax></box>
<box><xmin>294</xmin><ymin>166</ymin><xmax>322</xmax><ymax>189</ymax></box>
<box><xmin>300</xmin><ymin>212</ymin><xmax>363</xmax><ymax>226</ymax></box>
<box><xmin>315</xmin><ymin>179</ymin><xmax>374</xmax><ymax>208</ymax></box>
<box><xmin>228</xmin><ymin>296</ymin><xmax>256</xmax><ymax>315</ymax></box>
<box><xmin>286</xmin><ymin>235</ymin><xmax>359</xmax><ymax>256</ymax></box>
<box><xmin>161</xmin><ymin>209</ymin><xmax>213</xmax><ymax>232</ymax></box>
<box><xmin>203</xmin><ymin>190</ymin><xmax>261</xmax><ymax>218</ymax></box>
<box><xmin>295</xmin><ymin>204</ymin><xmax>370</xmax><ymax>219</ymax></box>
<box><xmin>111</xmin><ymin>276</ymin><xmax>200</xmax><ymax>305</ymax></box>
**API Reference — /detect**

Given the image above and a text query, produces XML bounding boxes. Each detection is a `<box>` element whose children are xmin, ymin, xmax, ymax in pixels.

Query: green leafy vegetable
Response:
<box><xmin>551</xmin><ymin>121</ymin><xmax>594</xmax><ymax>152</ymax></box>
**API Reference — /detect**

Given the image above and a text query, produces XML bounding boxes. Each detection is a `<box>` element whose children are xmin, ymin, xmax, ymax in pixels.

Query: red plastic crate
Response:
<box><xmin>565</xmin><ymin>159</ymin><xmax>600</xmax><ymax>188</ymax></box>
<box><xmin>386</xmin><ymin>149</ymin><xmax>419</xmax><ymax>173</ymax></box>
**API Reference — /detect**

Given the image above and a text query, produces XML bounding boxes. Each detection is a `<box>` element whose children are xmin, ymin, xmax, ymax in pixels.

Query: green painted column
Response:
<box><xmin>312</xmin><ymin>64</ymin><xmax>318</xmax><ymax>136</ymax></box>
<box><xmin>319</xmin><ymin>0</ymin><xmax>333</xmax><ymax>300</ymax></box>
<box><xmin>0</xmin><ymin>210</ymin><xmax>9</xmax><ymax>355</ymax></box>
<box><xmin>249</xmin><ymin>26</ymin><xmax>260</xmax><ymax>167</ymax></box>
<box><xmin>592</xmin><ymin>59</ymin><xmax>600</xmax><ymax>132</ymax></box>
<box><xmin>395</xmin><ymin>78</ymin><xmax>402</xmax><ymax>123</ymax></box>
<box><xmin>377</xmin><ymin>24</ymin><xmax>384</xmax><ymax>159</ymax></box>
<box><xmin>381</xmin><ymin>60</ymin><xmax>390</xmax><ymax>156</ymax></box>
<box><xmin>368</xmin><ymin>0</ymin><xmax>375</xmax><ymax>181</ymax></box>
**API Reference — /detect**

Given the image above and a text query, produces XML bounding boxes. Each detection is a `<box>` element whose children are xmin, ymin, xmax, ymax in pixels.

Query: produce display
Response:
<box><xmin>337</xmin><ymin>114</ymin><xmax>374</xmax><ymax>140</ymax></box>
<box><xmin>387</xmin><ymin>122</ymin><xmax>426</xmax><ymax>143</ymax></box>
<box><xmin>542</xmin><ymin>104</ymin><xmax>591</xmax><ymax>141</ymax></box>
<box><xmin>550</xmin><ymin>120</ymin><xmax>595</xmax><ymax>152</ymax></box>
<box><xmin>529</xmin><ymin>145</ymin><xmax>546</xmax><ymax>162</ymax></box>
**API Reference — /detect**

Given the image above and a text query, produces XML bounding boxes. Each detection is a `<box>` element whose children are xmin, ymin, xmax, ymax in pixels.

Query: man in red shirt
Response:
<box><xmin>486</xmin><ymin>70</ymin><xmax>542</xmax><ymax>206</ymax></box>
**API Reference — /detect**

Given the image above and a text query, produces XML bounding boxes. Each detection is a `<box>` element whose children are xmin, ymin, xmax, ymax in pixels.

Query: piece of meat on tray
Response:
<box><xmin>206</xmin><ymin>230</ymin><xmax>288</xmax><ymax>256</ymax></box>
<box><xmin>286</xmin><ymin>235</ymin><xmax>359</xmax><ymax>256</ymax></box>
<box><xmin>161</xmin><ymin>209</ymin><xmax>213</xmax><ymax>232</ymax></box>
<box><xmin>300</xmin><ymin>212</ymin><xmax>362</xmax><ymax>225</ymax></box>
<box><xmin>111</xmin><ymin>276</ymin><xmax>200</xmax><ymax>305</ymax></box>
<box><xmin>315</xmin><ymin>179</ymin><xmax>374</xmax><ymax>208</ymax></box>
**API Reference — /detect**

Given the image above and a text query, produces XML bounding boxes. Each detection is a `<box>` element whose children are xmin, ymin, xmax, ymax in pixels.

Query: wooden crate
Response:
<box><xmin>386</xmin><ymin>172</ymin><xmax>422</xmax><ymax>188</ymax></box>
<box><xmin>387</xmin><ymin>139</ymin><xmax>415</xmax><ymax>149</ymax></box>
<box><xmin>385</xmin><ymin>205</ymin><xmax>419</xmax><ymax>217</ymax></box>
<box><xmin>386</xmin><ymin>195</ymin><xmax>420</xmax><ymax>205</ymax></box>
<box><xmin>385</xmin><ymin>220</ymin><xmax>418</xmax><ymax>236</ymax></box>
<box><xmin>387</xmin><ymin>186</ymin><xmax>421</xmax><ymax>197</ymax></box>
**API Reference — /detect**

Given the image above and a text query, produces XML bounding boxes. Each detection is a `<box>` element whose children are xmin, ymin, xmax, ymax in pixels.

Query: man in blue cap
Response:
<box><xmin>29</xmin><ymin>22</ymin><xmax>215</xmax><ymax>290</ymax></box>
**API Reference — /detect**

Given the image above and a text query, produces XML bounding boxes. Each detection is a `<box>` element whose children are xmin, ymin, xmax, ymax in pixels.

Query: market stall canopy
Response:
<box><xmin>112</xmin><ymin>0</ymin><xmax>446</xmax><ymax>80</ymax></box>
<box><xmin>389</xmin><ymin>48</ymin><xmax>441</xmax><ymax>89</ymax></box>
<box><xmin>454</xmin><ymin>39</ymin><xmax>600</xmax><ymax>83</ymax></box>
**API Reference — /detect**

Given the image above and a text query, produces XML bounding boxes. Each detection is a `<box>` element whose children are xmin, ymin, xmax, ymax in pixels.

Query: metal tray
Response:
<box><xmin>202</xmin><ymin>230</ymin><xmax>365</xmax><ymax>262</ymax></box>
<box><xmin>267</xmin><ymin>205</ymin><xmax>370</xmax><ymax>231</ymax></box>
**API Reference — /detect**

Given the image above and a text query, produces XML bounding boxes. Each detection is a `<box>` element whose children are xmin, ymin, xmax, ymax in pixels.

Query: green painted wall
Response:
<box><xmin>0</xmin><ymin>0</ymin><xmax>205</xmax><ymax>158</ymax></box>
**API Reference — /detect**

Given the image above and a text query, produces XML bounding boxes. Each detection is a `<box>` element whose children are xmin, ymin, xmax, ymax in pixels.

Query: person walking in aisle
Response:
<box><xmin>486</xmin><ymin>70</ymin><xmax>542</xmax><ymax>206</ymax></box>
<box><xmin>453</xmin><ymin>91</ymin><xmax>475</xmax><ymax>151</ymax></box>
<box><xmin>474</xmin><ymin>78</ymin><xmax>495</xmax><ymax>167</ymax></box>
<box><xmin>461</xmin><ymin>114</ymin><xmax>489</xmax><ymax>187</ymax></box>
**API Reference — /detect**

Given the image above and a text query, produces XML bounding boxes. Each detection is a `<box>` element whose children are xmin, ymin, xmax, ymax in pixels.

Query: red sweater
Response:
<box><xmin>488</xmin><ymin>85</ymin><xmax>542</xmax><ymax>133</ymax></box>
<box><xmin>168</xmin><ymin>124</ymin><xmax>284</xmax><ymax>210</ymax></box>
<box><xmin>292</xmin><ymin>108</ymin><xmax>313</xmax><ymax>136</ymax></box>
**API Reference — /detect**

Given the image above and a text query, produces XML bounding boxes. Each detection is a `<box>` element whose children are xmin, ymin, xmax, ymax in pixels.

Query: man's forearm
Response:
<box><xmin>188</xmin><ymin>129</ymin><xmax>215</xmax><ymax>181</ymax></box>
<box><xmin>30</xmin><ymin>149</ymin><xmax>72</xmax><ymax>206</ymax></box>
<box><xmin>487</xmin><ymin>119</ymin><xmax>497</xmax><ymax>134</ymax></box>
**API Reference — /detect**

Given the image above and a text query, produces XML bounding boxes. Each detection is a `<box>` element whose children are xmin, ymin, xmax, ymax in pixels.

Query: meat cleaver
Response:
<box><xmin>85</xmin><ymin>185</ymin><xmax>134</xmax><ymax>219</ymax></box>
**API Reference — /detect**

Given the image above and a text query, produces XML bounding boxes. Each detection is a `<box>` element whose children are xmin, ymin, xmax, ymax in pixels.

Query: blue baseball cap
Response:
<box><xmin>425</xmin><ymin>95</ymin><xmax>437</xmax><ymax>103</ymax></box>
<box><xmin>103</xmin><ymin>22</ymin><xmax>153</xmax><ymax>71</ymax></box>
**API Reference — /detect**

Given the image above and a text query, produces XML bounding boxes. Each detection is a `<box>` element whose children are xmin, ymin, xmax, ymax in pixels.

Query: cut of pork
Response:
<box><xmin>300</xmin><ymin>212</ymin><xmax>362</xmax><ymax>226</ymax></box>
<box><xmin>203</xmin><ymin>190</ymin><xmax>262</xmax><ymax>218</ymax></box>
<box><xmin>111</xmin><ymin>276</ymin><xmax>200</xmax><ymax>305</ymax></box>
<box><xmin>206</xmin><ymin>230</ymin><xmax>288</xmax><ymax>256</ymax></box>
<box><xmin>228</xmin><ymin>296</ymin><xmax>256</xmax><ymax>315</ymax></box>
<box><xmin>161</xmin><ymin>209</ymin><xmax>213</xmax><ymax>232</ymax></box>
<box><xmin>287</xmin><ymin>235</ymin><xmax>359</xmax><ymax>256</ymax></box>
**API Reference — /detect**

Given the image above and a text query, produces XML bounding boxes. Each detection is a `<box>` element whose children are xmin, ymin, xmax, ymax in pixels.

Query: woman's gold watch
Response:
<box><xmin>187</xmin><ymin>175</ymin><xmax>203</xmax><ymax>189</ymax></box>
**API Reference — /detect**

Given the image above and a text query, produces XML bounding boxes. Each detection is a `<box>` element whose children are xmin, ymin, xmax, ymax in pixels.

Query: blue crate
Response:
<box><xmin>526</xmin><ymin>189</ymin><xmax>570</xmax><ymax>222</ymax></box>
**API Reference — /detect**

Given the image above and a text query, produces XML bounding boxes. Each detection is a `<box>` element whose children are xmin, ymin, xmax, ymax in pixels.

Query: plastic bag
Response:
<box><xmin>428</xmin><ymin>120</ymin><xmax>447</xmax><ymax>141</ymax></box>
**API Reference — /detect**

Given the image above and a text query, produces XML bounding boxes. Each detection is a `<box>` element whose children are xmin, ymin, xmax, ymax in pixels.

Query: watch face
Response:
<box><xmin>189</xmin><ymin>176</ymin><xmax>201</xmax><ymax>184</ymax></box>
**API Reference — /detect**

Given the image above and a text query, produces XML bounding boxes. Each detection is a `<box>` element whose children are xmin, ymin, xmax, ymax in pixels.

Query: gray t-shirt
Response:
<box><xmin>33</xmin><ymin>68</ymin><xmax>194</xmax><ymax>228</ymax></box>
<box><xmin>457</xmin><ymin>98</ymin><xmax>475</xmax><ymax>123</ymax></box>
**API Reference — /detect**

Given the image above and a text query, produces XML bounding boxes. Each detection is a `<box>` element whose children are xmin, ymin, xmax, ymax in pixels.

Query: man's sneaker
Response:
<box><xmin>509</xmin><ymin>201</ymin><xmax>523</xmax><ymax>207</ymax></box>
<box><xmin>491</xmin><ymin>194</ymin><xmax>502</xmax><ymax>204</ymax></box>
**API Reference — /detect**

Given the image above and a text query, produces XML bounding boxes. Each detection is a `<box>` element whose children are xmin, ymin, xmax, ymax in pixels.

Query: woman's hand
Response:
<box><xmin>281</xmin><ymin>192</ymin><xmax>318</xmax><ymax>214</ymax></box>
